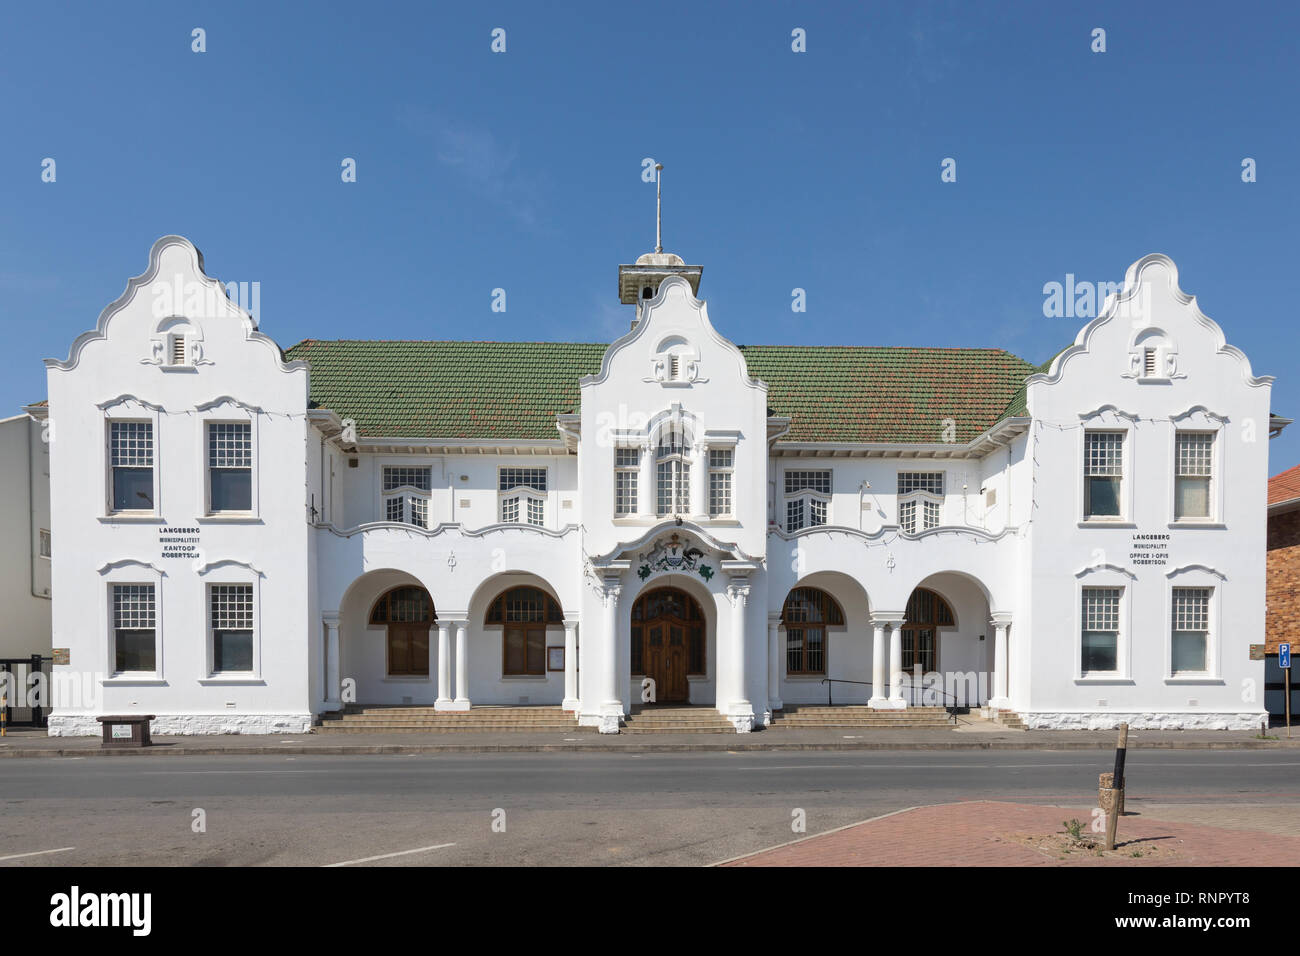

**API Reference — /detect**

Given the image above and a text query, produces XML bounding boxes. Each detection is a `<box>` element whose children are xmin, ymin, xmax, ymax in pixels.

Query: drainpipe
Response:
<box><xmin>28</xmin><ymin>418</ymin><xmax>45</xmax><ymax>600</ymax></box>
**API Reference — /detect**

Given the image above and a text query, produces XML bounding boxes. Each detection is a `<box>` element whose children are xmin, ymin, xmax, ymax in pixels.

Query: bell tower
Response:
<box><xmin>618</xmin><ymin>163</ymin><xmax>702</xmax><ymax>321</ymax></box>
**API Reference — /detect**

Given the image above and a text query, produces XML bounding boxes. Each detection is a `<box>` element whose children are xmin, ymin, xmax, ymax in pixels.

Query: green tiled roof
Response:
<box><xmin>994</xmin><ymin>345</ymin><xmax>1069</xmax><ymax>422</ymax></box>
<box><xmin>285</xmin><ymin>339</ymin><xmax>1038</xmax><ymax>444</ymax></box>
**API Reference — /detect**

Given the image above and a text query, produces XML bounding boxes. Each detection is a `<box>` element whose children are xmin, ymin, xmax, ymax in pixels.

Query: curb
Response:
<box><xmin>0</xmin><ymin>738</ymin><xmax>1294</xmax><ymax>758</ymax></box>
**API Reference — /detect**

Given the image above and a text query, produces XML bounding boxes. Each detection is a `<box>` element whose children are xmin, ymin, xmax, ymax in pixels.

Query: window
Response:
<box><xmin>1084</xmin><ymin>431</ymin><xmax>1124</xmax><ymax>519</ymax></box>
<box><xmin>1171</xmin><ymin>587</ymin><xmax>1210</xmax><ymax>674</ymax></box>
<box><xmin>112</xmin><ymin>584</ymin><xmax>156</xmax><ymax>673</ymax></box>
<box><xmin>382</xmin><ymin>466</ymin><xmax>431</xmax><ymax>528</ymax></box>
<box><xmin>210</xmin><ymin>584</ymin><xmax>254</xmax><ymax>673</ymax></box>
<box><xmin>1081</xmin><ymin>587</ymin><xmax>1121</xmax><ymax>673</ymax></box>
<box><xmin>499</xmin><ymin>467</ymin><xmax>547</xmax><ymax>526</ymax></box>
<box><xmin>370</xmin><ymin>586</ymin><xmax>434</xmax><ymax>677</ymax></box>
<box><xmin>208</xmin><ymin>422</ymin><xmax>252</xmax><ymax>513</ymax></box>
<box><xmin>899</xmin><ymin>497</ymin><xmax>942</xmax><ymax>534</ymax></box>
<box><xmin>1143</xmin><ymin>347</ymin><xmax>1157</xmax><ymax>377</ymax></box>
<box><xmin>170</xmin><ymin>334</ymin><xmax>187</xmax><ymax>366</ymax></box>
<box><xmin>709</xmin><ymin>448</ymin><xmax>733</xmax><ymax>517</ymax></box>
<box><xmin>782</xmin><ymin>587</ymin><xmax>844</xmax><ymax>675</ymax></box>
<box><xmin>1174</xmin><ymin>433</ymin><xmax>1213</xmax><ymax>520</ymax></box>
<box><xmin>784</xmin><ymin>470</ymin><xmax>831</xmax><ymax>531</ymax></box>
<box><xmin>897</xmin><ymin>472</ymin><xmax>944</xmax><ymax>496</ymax></box>
<box><xmin>902</xmin><ymin>587</ymin><xmax>954</xmax><ymax>673</ymax></box>
<box><xmin>656</xmin><ymin>429</ymin><xmax>691</xmax><ymax>516</ymax></box>
<box><xmin>110</xmin><ymin>421</ymin><xmax>154</xmax><ymax>512</ymax></box>
<box><xmin>614</xmin><ymin>448</ymin><xmax>639</xmax><ymax>516</ymax></box>
<box><xmin>487</xmin><ymin>587</ymin><xmax>562</xmax><ymax>676</ymax></box>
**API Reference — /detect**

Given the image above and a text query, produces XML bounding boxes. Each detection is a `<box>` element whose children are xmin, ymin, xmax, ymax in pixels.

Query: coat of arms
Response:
<box><xmin>637</xmin><ymin>533</ymin><xmax>714</xmax><ymax>581</ymax></box>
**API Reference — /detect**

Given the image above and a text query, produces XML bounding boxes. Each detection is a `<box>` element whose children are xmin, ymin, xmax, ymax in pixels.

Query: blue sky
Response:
<box><xmin>3</xmin><ymin>1</ymin><xmax>1297</xmax><ymax>468</ymax></box>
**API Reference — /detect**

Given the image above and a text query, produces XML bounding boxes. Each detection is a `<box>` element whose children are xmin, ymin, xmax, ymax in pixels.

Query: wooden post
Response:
<box><xmin>1102</xmin><ymin>722</ymin><xmax>1128</xmax><ymax>850</ymax></box>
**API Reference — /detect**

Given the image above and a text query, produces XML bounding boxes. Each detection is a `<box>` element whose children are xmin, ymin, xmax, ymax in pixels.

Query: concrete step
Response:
<box><xmin>334</xmin><ymin>707</ymin><xmax>570</xmax><ymax>717</ymax></box>
<box><xmin>315</xmin><ymin>724</ymin><xmax>598</xmax><ymax>734</ymax></box>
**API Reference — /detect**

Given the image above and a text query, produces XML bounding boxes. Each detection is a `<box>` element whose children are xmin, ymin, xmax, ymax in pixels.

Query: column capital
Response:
<box><xmin>322</xmin><ymin>610</ymin><xmax>340</xmax><ymax>627</ymax></box>
<box><xmin>989</xmin><ymin>611</ymin><xmax>1013</xmax><ymax>628</ymax></box>
<box><xmin>767</xmin><ymin>610</ymin><xmax>783</xmax><ymax>626</ymax></box>
<box><xmin>870</xmin><ymin>611</ymin><xmax>906</xmax><ymax>627</ymax></box>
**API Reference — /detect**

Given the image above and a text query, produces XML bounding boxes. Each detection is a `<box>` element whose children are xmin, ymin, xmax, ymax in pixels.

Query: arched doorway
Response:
<box><xmin>902</xmin><ymin>587</ymin><xmax>955</xmax><ymax>674</ymax></box>
<box><xmin>631</xmin><ymin>587</ymin><xmax>706</xmax><ymax>703</ymax></box>
<box><xmin>370</xmin><ymin>585</ymin><xmax>435</xmax><ymax>677</ymax></box>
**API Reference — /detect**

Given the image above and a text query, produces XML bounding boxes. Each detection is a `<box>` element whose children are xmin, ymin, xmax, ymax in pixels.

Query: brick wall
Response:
<box><xmin>1266</xmin><ymin>506</ymin><xmax>1300</xmax><ymax>651</ymax></box>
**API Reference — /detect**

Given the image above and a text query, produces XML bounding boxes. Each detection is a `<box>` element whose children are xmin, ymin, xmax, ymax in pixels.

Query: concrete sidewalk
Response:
<box><xmin>1</xmin><ymin>722</ymin><xmax>1296</xmax><ymax>757</ymax></box>
<box><xmin>717</xmin><ymin>800</ymin><xmax>1300</xmax><ymax>866</ymax></box>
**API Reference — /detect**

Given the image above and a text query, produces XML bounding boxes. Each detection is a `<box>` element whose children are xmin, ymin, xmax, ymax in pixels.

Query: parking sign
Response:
<box><xmin>1282</xmin><ymin>643</ymin><xmax>1292</xmax><ymax>669</ymax></box>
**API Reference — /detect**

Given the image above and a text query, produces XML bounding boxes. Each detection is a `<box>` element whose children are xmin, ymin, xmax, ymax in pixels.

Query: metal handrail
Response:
<box><xmin>819</xmin><ymin>677</ymin><xmax>870</xmax><ymax>706</ymax></box>
<box><xmin>818</xmin><ymin>676</ymin><xmax>963</xmax><ymax>723</ymax></box>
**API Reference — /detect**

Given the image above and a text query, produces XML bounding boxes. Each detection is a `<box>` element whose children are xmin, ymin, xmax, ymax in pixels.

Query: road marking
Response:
<box><xmin>0</xmin><ymin>847</ymin><xmax>75</xmax><ymax>862</ymax></box>
<box><xmin>324</xmin><ymin>843</ymin><xmax>456</xmax><ymax>867</ymax></box>
<box><xmin>710</xmin><ymin>806</ymin><xmax>922</xmax><ymax>866</ymax></box>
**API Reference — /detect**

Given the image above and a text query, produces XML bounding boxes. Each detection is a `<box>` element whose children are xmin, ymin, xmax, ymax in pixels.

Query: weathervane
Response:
<box><xmin>655</xmin><ymin>162</ymin><xmax>664</xmax><ymax>253</ymax></box>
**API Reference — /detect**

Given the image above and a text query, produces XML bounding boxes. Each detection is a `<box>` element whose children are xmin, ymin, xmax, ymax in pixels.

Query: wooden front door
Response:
<box><xmin>644</xmin><ymin>622</ymin><xmax>689</xmax><ymax>703</ymax></box>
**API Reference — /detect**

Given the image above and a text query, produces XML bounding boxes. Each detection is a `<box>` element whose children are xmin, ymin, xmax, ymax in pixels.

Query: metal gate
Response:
<box><xmin>0</xmin><ymin>655</ymin><xmax>52</xmax><ymax>728</ymax></box>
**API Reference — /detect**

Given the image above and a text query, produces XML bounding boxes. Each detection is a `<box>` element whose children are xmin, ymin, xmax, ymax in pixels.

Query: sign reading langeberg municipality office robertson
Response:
<box><xmin>1129</xmin><ymin>532</ymin><xmax>1170</xmax><ymax>567</ymax></box>
<box><xmin>159</xmin><ymin>526</ymin><xmax>201</xmax><ymax>560</ymax></box>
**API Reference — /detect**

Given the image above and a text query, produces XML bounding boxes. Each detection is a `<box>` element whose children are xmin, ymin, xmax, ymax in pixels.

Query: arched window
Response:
<box><xmin>370</xmin><ymin>586</ymin><xmax>434</xmax><ymax>677</ymax></box>
<box><xmin>486</xmin><ymin>586</ymin><xmax>562</xmax><ymax>676</ymax></box>
<box><xmin>782</xmin><ymin>587</ymin><xmax>845</xmax><ymax>675</ymax></box>
<box><xmin>656</xmin><ymin>426</ymin><xmax>691</xmax><ymax>516</ymax></box>
<box><xmin>902</xmin><ymin>587</ymin><xmax>955</xmax><ymax>673</ymax></box>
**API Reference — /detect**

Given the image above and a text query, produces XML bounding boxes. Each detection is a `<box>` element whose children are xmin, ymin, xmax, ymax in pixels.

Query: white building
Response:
<box><xmin>38</xmin><ymin>235</ymin><xmax>1284</xmax><ymax>735</ymax></box>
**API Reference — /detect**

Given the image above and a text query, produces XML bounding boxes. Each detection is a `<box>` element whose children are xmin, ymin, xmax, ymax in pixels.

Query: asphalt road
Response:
<box><xmin>3</xmin><ymin>750</ymin><xmax>1298</xmax><ymax>866</ymax></box>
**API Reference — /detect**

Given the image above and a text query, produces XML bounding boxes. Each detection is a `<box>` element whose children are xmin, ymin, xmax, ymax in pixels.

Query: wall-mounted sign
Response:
<box><xmin>159</xmin><ymin>526</ymin><xmax>201</xmax><ymax>560</ymax></box>
<box><xmin>52</xmin><ymin>648</ymin><xmax>70</xmax><ymax>665</ymax></box>
<box><xmin>1129</xmin><ymin>533</ymin><xmax>1169</xmax><ymax>567</ymax></box>
<box><xmin>1250</xmin><ymin>644</ymin><xmax>1265</xmax><ymax>661</ymax></box>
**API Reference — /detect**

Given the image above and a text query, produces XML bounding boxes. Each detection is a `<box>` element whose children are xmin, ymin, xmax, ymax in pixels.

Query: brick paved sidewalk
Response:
<box><xmin>719</xmin><ymin>801</ymin><xmax>1300</xmax><ymax>866</ymax></box>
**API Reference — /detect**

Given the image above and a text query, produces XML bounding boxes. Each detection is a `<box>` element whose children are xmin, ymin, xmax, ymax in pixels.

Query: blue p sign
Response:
<box><xmin>1282</xmin><ymin>643</ymin><xmax>1292</xmax><ymax>669</ymax></box>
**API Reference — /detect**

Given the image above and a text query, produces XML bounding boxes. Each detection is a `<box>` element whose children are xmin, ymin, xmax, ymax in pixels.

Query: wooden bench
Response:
<box><xmin>96</xmin><ymin>714</ymin><xmax>156</xmax><ymax>748</ymax></box>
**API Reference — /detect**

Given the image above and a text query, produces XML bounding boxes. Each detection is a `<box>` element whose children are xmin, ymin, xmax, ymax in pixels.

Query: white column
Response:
<box><xmin>868</xmin><ymin>620</ymin><xmax>887</xmax><ymax>708</ymax></box>
<box><xmin>689</xmin><ymin>441</ymin><xmax>708</xmax><ymax>518</ymax></box>
<box><xmin>562</xmin><ymin>617</ymin><xmax>579</xmax><ymax>712</ymax></box>
<box><xmin>990</xmin><ymin>617</ymin><xmax>1010</xmax><ymax>707</ymax></box>
<box><xmin>727</xmin><ymin>580</ymin><xmax>755</xmax><ymax>731</ymax></box>
<box><xmin>638</xmin><ymin>440</ymin><xmax>656</xmax><ymax>518</ymax></box>
<box><xmin>598</xmin><ymin>582</ymin><xmax>623</xmax><ymax>733</ymax></box>
<box><xmin>451</xmin><ymin>619</ymin><xmax>470</xmax><ymax>711</ymax></box>
<box><xmin>324</xmin><ymin>615</ymin><xmax>341</xmax><ymax>710</ymax></box>
<box><xmin>888</xmin><ymin>622</ymin><xmax>905</xmax><ymax>706</ymax></box>
<box><xmin>767</xmin><ymin>613</ymin><xmax>783</xmax><ymax>713</ymax></box>
<box><xmin>434</xmin><ymin>621</ymin><xmax>452</xmax><ymax>709</ymax></box>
